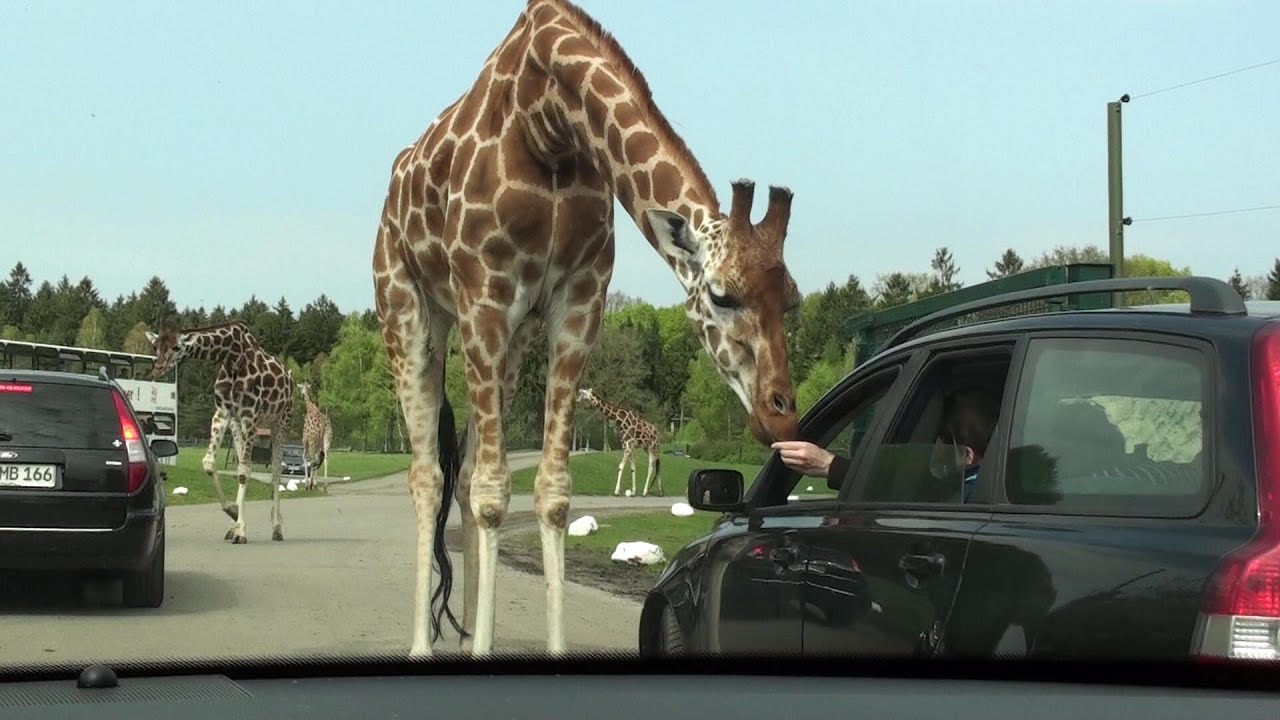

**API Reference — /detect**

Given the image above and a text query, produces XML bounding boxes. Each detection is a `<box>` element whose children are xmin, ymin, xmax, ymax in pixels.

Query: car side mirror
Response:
<box><xmin>149</xmin><ymin>439</ymin><xmax>179</xmax><ymax>458</ymax></box>
<box><xmin>687</xmin><ymin>468</ymin><xmax>744</xmax><ymax>512</ymax></box>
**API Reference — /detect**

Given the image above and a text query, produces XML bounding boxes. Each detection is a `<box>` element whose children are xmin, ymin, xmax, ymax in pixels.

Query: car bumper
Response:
<box><xmin>0</xmin><ymin>509</ymin><xmax>162</xmax><ymax>573</ymax></box>
<box><xmin>281</xmin><ymin>467</ymin><xmax>306</xmax><ymax>476</ymax></box>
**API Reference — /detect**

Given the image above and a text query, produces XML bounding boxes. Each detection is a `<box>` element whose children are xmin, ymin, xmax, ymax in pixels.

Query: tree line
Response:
<box><xmin>2</xmin><ymin>248</ymin><xmax>1278</xmax><ymax>462</ymax></box>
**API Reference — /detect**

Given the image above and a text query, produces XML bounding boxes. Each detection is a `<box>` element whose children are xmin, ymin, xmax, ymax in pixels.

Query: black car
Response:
<box><xmin>280</xmin><ymin>444</ymin><xmax>310</xmax><ymax>477</ymax></box>
<box><xmin>640</xmin><ymin>276</ymin><xmax>1280</xmax><ymax>662</ymax></box>
<box><xmin>0</xmin><ymin>368</ymin><xmax>176</xmax><ymax>607</ymax></box>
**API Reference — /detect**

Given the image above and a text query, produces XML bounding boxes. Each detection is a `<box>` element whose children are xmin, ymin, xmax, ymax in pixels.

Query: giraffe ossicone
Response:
<box><xmin>146</xmin><ymin>320</ymin><xmax>292</xmax><ymax>544</ymax></box>
<box><xmin>373</xmin><ymin>0</ymin><xmax>802</xmax><ymax>658</ymax></box>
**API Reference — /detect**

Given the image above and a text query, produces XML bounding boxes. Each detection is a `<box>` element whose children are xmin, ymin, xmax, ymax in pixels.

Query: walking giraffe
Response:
<box><xmin>297</xmin><ymin>382</ymin><xmax>333</xmax><ymax>490</ymax></box>
<box><xmin>146</xmin><ymin>321</ymin><xmax>293</xmax><ymax>543</ymax></box>
<box><xmin>373</xmin><ymin>0</ymin><xmax>801</xmax><ymax>657</ymax></box>
<box><xmin>577</xmin><ymin>387</ymin><xmax>663</xmax><ymax>497</ymax></box>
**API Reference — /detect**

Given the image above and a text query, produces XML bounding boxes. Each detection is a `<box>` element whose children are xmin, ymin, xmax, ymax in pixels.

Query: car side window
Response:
<box><xmin>756</xmin><ymin>367</ymin><xmax>899</xmax><ymax>507</ymax></box>
<box><xmin>853</xmin><ymin>346</ymin><xmax>1012</xmax><ymax>505</ymax></box>
<box><xmin>1004</xmin><ymin>336</ymin><xmax>1208</xmax><ymax>514</ymax></box>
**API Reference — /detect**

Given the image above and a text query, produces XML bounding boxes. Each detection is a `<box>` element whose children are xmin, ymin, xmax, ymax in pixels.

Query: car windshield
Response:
<box><xmin>0</xmin><ymin>381</ymin><xmax>120</xmax><ymax>450</ymax></box>
<box><xmin>1</xmin><ymin>0</ymin><xmax>1277</xmax><ymax>689</ymax></box>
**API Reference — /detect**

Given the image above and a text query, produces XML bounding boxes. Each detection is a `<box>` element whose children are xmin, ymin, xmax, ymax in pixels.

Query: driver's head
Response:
<box><xmin>939</xmin><ymin>387</ymin><xmax>1000</xmax><ymax>465</ymax></box>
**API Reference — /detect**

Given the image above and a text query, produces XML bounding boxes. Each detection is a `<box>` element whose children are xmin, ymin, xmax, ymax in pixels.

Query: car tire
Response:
<box><xmin>123</xmin><ymin>533</ymin><xmax>165</xmax><ymax>608</ymax></box>
<box><xmin>659</xmin><ymin>603</ymin><xmax>685</xmax><ymax>656</ymax></box>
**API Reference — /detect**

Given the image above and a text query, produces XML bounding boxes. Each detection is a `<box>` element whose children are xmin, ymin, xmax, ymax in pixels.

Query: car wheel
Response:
<box><xmin>659</xmin><ymin>603</ymin><xmax>685</xmax><ymax>656</ymax></box>
<box><xmin>123</xmin><ymin>533</ymin><xmax>165</xmax><ymax>608</ymax></box>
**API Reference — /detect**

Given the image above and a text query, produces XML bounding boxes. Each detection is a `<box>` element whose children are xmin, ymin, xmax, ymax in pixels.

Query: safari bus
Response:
<box><xmin>0</xmin><ymin>339</ymin><xmax>179</xmax><ymax>465</ymax></box>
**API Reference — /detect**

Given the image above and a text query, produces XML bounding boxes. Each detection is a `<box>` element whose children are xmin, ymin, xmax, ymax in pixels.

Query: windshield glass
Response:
<box><xmin>1</xmin><ymin>0</ymin><xmax>1276</xmax><ymax>679</ymax></box>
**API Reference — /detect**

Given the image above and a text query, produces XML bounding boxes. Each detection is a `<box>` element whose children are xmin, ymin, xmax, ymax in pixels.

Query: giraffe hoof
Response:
<box><xmin>224</xmin><ymin>527</ymin><xmax>237</xmax><ymax>541</ymax></box>
<box><xmin>223</xmin><ymin>505</ymin><xmax>239</xmax><ymax>521</ymax></box>
<box><xmin>272</xmin><ymin>529</ymin><xmax>284</xmax><ymax>542</ymax></box>
<box><xmin>232</xmin><ymin>534</ymin><xmax>247</xmax><ymax>545</ymax></box>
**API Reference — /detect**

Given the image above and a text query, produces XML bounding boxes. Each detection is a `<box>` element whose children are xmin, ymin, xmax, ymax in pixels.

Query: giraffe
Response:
<box><xmin>297</xmin><ymin>382</ymin><xmax>333</xmax><ymax>490</ymax></box>
<box><xmin>373</xmin><ymin>0</ymin><xmax>801</xmax><ymax>658</ymax></box>
<box><xmin>146</xmin><ymin>321</ymin><xmax>293</xmax><ymax>543</ymax></box>
<box><xmin>577</xmin><ymin>387</ymin><xmax>663</xmax><ymax>497</ymax></box>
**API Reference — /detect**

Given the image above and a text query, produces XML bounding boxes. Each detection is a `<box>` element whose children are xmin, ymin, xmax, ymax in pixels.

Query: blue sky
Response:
<box><xmin>2</xmin><ymin>0</ymin><xmax>1277</xmax><ymax>314</ymax></box>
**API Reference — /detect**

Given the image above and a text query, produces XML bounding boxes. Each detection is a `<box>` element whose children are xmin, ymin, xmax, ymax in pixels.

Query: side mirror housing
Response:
<box><xmin>687</xmin><ymin>468</ymin><xmax>745</xmax><ymax>513</ymax></box>
<box><xmin>149</xmin><ymin>439</ymin><xmax>179</xmax><ymax>458</ymax></box>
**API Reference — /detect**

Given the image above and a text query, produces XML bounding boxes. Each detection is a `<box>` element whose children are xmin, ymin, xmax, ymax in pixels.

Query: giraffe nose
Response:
<box><xmin>770</xmin><ymin>392</ymin><xmax>794</xmax><ymax>415</ymax></box>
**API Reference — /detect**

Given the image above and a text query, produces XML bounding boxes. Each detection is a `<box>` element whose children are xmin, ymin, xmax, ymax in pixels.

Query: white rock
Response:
<box><xmin>567</xmin><ymin>515</ymin><xmax>598</xmax><ymax>536</ymax></box>
<box><xmin>787</xmin><ymin>494</ymin><xmax>800</xmax><ymax>501</ymax></box>
<box><xmin>670</xmin><ymin>502</ymin><xmax>695</xmax><ymax>517</ymax></box>
<box><xmin>611</xmin><ymin>541</ymin><xmax>665</xmax><ymax>565</ymax></box>
<box><xmin>172</xmin><ymin>486</ymin><xmax>189</xmax><ymax>496</ymax></box>
<box><xmin>285</xmin><ymin>479</ymin><xmax>300</xmax><ymax>492</ymax></box>
<box><xmin>806</xmin><ymin>485</ymin><xmax>814</xmax><ymax>492</ymax></box>
<box><xmin>278</xmin><ymin>484</ymin><xmax>287</xmax><ymax>492</ymax></box>
<box><xmin>624</xmin><ymin>489</ymin><xmax>633</xmax><ymax>497</ymax></box>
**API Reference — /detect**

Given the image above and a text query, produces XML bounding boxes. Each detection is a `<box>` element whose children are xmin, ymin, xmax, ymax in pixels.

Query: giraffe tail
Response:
<box><xmin>429</xmin><ymin>381</ymin><xmax>469</xmax><ymax>643</ymax></box>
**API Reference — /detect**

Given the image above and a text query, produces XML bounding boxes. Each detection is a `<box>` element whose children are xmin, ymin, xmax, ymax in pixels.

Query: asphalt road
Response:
<box><xmin>0</xmin><ymin>451</ymin><xmax>678</xmax><ymax>670</ymax></box>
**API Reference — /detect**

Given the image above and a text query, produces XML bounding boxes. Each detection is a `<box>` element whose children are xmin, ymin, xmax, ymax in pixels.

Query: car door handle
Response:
<box><xmin>898</xmin><ymin>552</ymin><xmax>946</xmax><ymax>576</ymax></box>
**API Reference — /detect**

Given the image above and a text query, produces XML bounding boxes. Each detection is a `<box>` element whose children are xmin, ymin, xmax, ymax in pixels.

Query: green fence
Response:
<box><xmin>846</xmin><ymin>263</ymin><xmax>1115</xmax><ymax>365</ymax></box>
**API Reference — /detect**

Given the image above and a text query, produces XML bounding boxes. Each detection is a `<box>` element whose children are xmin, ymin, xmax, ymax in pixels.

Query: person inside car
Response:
<box><xmin>772</xmin><ymin>386</ymin><xmax>999</xmax><ymax>501</ymax></box>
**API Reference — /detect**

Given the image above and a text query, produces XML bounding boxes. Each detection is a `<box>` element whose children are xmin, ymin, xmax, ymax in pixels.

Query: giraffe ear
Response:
<box><xmin>646</xmin><ymin>209</ymin><xmax>704</xmax><ymax>275</ymax></box>
<box><xmin>145</xmin><ymin>331</ymin><xmax>158</xmax><ymax>345</ymax></box>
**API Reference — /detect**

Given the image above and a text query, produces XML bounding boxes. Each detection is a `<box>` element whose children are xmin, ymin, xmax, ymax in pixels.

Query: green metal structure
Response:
<box><xmin>845</xmin><ymin>263</ymin><xmax>1115</xmax><ymax>366</ymax></box>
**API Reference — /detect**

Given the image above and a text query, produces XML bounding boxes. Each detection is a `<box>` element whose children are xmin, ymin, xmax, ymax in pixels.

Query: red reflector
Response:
<box><xmin>0</xmin><ymin>383</ymin><xmax>33</xmax><ymax>393</ymax></box>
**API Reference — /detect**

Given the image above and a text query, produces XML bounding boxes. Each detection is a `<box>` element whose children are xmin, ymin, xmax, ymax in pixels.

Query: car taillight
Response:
<box><xmin>111</xmin><ymin>390</ymin><xmax>148</xmax><ymax>493</ymax></box>
<box><xmin>1194</xmin><ymin>322</ymin><xmax>1280</xmax><ymax>661</ymax></box>
<box><xmin>0</xmin><ymin>383</ymin><xmax>33</xmax><ymax>393</ymax></box>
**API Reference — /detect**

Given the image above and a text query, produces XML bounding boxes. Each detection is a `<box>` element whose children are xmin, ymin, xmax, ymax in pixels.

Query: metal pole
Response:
<box><xmin>1107</xmin><ymin>95</ymin><xmax>1130</xmax><ymax>307</ymax></box>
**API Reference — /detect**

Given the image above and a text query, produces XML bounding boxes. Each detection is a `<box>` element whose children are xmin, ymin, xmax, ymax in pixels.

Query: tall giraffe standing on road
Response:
<box><xmin>147</xmin><ymin>321</ymin><xmax>293</xmax><ymax>543</ymax></box>
<box><xmin>577</xmin><ymin>387</ymin><xmax>664</xmax><ymax>497</ymax></box>
<box><xmin>373</xmin><ymin>0</ymin><xmax>802</xmax><ymax>657</ymax></box>
<box><xmin>297</xmin><ymin>382</ymin><xmax>333</xmax><ymax>490</ymax></box>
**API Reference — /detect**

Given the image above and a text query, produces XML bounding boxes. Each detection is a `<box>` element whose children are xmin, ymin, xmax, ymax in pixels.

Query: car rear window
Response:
<box><xmin>0</xmin><ymin>381</ymin><xmax>122</xmax><ymax>450</ymax></box>
<box><xmin>1005</xmin><ymin>337</ymin><xmax>1208</xmax><ymax>514</ymax></box>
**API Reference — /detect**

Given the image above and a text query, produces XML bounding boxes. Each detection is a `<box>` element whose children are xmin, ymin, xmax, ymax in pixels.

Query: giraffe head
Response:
<box><xmin>645</xmin><ymin>180</ymin><xmax>802</xmax><ymax>445</ymax></box>
<box><xmin>298</xmin><ymin>381</ymin><xmax>312</xmax><ymax>402</ymax></box>
<box><xmin>577</xmin><ymin>387</ymin><xmax>597</xmax><ymax>405</ymax></box>
<box><xmin>144</xmin><ymin>323</ymin><xmax>189</xmax><ymax>381</ymax></box>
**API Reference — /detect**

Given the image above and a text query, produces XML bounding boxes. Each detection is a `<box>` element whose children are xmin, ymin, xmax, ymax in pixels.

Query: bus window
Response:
<box><xmin>134</xmin><ymin>358</ymin><xmax>153</xmax><ymax>380</ymax></box>
<box><xmin>7</xmin><ymin>350</ymin><xmax>33</xmax><ymax>370</ymax></box>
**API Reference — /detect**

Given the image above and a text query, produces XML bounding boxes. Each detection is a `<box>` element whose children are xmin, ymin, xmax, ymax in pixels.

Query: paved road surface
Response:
<box><xmin>0</xmin><ymin>451</ymin><xmax>680</xmax><ymax>670</ymax></box>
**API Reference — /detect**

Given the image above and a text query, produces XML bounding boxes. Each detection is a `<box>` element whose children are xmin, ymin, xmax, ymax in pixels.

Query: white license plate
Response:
<box><xmin>0</xmin><ymin>463</ymin><xmax>58</xmax><ymax>488</ymax></box>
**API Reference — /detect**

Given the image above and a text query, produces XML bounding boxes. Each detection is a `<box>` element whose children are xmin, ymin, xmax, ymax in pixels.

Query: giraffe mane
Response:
<box><xmin>538</xmin><ymin>0</ymin><xmax>721</xmax><ymax>211</ymax></box>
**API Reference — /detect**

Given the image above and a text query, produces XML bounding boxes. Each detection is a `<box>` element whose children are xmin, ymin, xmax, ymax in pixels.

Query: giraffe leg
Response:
<box><xmin>457</xmin><ymin>316</ymin><xmax>538</xmax><ymax>642</ymax></box>
<box><xmin>203</xmin><ymin>406</ymin><xmax>237</xmax><ymax>522</ymax></box>
<box><xmin>229</xmin><ymin>417</ymin><xmax>253</xmax><ymax>544</ymax></box>
<box><xmin>269</xmin><ymin>422</ymin><xmax>286</xmax><ymax>541</ymax></box>
<box><xmin>614</xmin><ymin>446</ymin><xmax>628</xmax><ymax>496</ymax></box>
<box><xmin>642</xmin><ymin>450</ymin><xmax>656</xmax><ymax>497</ymax></box>
<box><xmin>380</xmin><ymin>295</ymin><xmax>452</xmax><ymax>658</ymax></box>
<box><xmin>536</xmin><ymin>290</ymin><xmax>606</xmax><ymax>656</ymax></box>
<box><xmin>630</xmin><ymin>446</ymin><xmax>639</xmax><ymax>496</ymax></box>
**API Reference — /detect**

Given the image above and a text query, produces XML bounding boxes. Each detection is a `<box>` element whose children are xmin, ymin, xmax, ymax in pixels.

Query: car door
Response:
<box><xmin>695</xmin><ymin>358</ymin><xmax>908</xmax><ymax>655</ymax></box>
<box><xmin>801</xmin><ymin>339</ymin><xmax>1017</xmax><ymax>657</ymax></box>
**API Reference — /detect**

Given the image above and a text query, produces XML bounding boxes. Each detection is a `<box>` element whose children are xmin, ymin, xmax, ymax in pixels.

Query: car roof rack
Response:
<box><xmin>880</xmin><ymin>275</ymin><xmax>1247</xmax><ymax>353</ymax></box>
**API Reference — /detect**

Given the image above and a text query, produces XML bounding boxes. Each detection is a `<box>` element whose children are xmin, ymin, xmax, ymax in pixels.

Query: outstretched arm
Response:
<box><xmin>771</xmin><ymin>440</ymin><xmax>841</xmax><ymax>478</ymax></box>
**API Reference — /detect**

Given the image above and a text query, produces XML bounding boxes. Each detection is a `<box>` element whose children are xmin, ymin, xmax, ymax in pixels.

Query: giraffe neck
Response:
<box><xmin>589</xmin><ymin>396</ymin><xmax>628</xmax><ymax>426</ymax></box>
<box><xmin>521</xmin><ymin>0</ymin><xmax>722</xmax><ymax>277</ymax></box>
<box><xmin>182</xmin><ymin>324</ymin><xmax>253</xmax><ymax>366</ymax></box>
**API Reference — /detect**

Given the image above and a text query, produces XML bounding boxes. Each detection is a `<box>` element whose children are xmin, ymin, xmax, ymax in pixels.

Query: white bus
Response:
<box><xmin>0</xmin><ymin>339</ymin><xmax>180</xmax><ymax>465</ymax></box>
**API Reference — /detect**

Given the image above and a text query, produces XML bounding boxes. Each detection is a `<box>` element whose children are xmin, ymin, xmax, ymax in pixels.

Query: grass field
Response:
<box><xmin>162</xmin><ymin>446</ymin><xmax>411</xmax><ymax>507</ymax></box>
<box><xmin>510</xmin><ymin>450</ymin><xmax>764</xmax><ymax>497</ymax></box>
<box><xmin>564</xmin><ymin>509</ymin><xmax>722</xmax><ymax>574</ymax></box>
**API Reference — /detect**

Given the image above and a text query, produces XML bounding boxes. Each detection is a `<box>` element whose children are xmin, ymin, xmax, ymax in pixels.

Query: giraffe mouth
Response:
<box><xmin>748</xmin><ymin>411</ymin><xmax>799</xmax><ymax>445</ymax></box>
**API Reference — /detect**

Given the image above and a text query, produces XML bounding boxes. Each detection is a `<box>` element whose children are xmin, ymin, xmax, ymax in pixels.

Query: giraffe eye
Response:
<box><xmin>709</xmin><ymin>289</ymin><xmax>739</xmax><ymax>310</ymax></box>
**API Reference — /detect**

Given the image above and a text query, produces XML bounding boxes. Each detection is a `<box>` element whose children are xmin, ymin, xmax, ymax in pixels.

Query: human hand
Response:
<box><xmin>770</xmin><ymin>440</ymin><xmax>835</xmax><ymax>478</ymax></box>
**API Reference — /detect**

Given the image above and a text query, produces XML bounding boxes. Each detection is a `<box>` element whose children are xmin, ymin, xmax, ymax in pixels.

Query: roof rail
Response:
<box><xmin>881</xmin><ymin>275</ymin><xmax>1246</xmax><ymax>353</ymax></box>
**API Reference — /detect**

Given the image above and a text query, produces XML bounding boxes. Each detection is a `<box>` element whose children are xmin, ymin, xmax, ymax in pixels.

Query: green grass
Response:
<box><xmin>565</xmin><ymin>509</ymin><xmax>722</xmax><ymax>573</ymax></box>
<box><xmin>161</xmin><ymin>446</ymin><xmax>411</xmax><ymax>507</ymax></box>
<box><xmin>510</xmin><ymin>450</ymin><xmax>764</xmax><ymax>497</ymax></box>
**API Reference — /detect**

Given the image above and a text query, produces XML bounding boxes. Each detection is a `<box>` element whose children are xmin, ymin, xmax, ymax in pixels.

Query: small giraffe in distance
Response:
<box><xmin>297</xmin><ymin>382</ymin><xmax>333</xmax><ymax>491</ymax></box>
<box><xmin>147</xmin><ymin>321</ymin><xmax>293</xmax><ymax>543</ymax></box>
<box><xmin>577</xmin><ymin>387</ymin><xmax>663</xmax><ymax>497</ymax></box>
